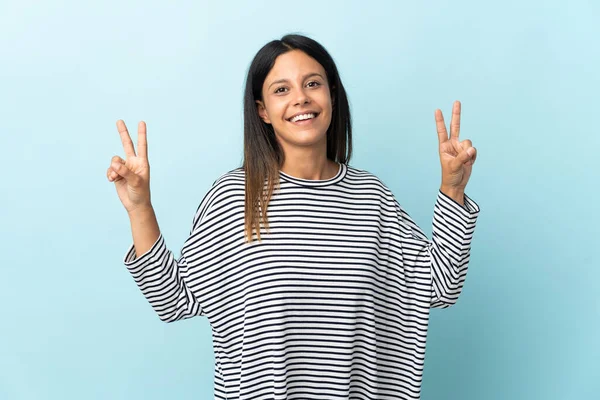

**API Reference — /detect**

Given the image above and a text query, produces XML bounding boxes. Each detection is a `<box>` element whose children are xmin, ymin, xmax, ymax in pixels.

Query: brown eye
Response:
<box><xmin>307</xmin><ymin>81</ymin><xmax>321</xmax><ymax>88</ymax></box>
<box><xmin>275</xmin><ymin>87</ymin><xmax>287</xmax><ymax>93</ymax></box>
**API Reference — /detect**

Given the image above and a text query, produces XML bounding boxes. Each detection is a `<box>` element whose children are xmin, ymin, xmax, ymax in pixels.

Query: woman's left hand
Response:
<box><xmin>435</xmin><ymin>100</ymin><xmax>477</xmax><ymax>191</ymax></box>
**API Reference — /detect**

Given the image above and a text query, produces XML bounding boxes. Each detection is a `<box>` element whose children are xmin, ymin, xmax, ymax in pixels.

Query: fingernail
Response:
<box><xmin>111</xmin><ymin>162</ymin><xmax>119</xmax><ymax>170</ymax></box>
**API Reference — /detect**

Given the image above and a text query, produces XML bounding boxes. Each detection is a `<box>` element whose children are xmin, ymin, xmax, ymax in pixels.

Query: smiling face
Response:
<box><xmin>256</xmin><ymin>49</ymin><xmax>333</xmax><ymax>155</ymax></box>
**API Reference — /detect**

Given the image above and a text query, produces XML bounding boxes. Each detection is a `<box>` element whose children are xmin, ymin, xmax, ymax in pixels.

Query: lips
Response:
<box><xmin>286</xmin><ymin>111</ymin><xmax>320</xmax><ymax>122</ymax></box>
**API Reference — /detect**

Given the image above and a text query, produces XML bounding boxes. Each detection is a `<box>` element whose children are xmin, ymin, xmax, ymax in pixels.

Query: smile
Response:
<box><xmin>287</xmin><ymin>112</ymin><xmax>319</xmax><ymax>124</ymax></box>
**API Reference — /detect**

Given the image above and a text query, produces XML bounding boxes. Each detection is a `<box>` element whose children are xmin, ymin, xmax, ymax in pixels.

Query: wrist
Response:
<box><xmin>127</xmin><ymin>203</ymin><xmax>154</xmax><ymax>218</ymax></box>
<box><xmin>440</xmin><ymin>185</ymin><xmax>465</xmax><ymax>206</ymax></box>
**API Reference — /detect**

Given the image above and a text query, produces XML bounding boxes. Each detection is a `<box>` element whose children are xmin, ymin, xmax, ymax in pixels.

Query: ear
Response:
<box><xmin>256</xmin><ymin>100</ymin><xmax>271</xmax><ymax>124</ymax></box>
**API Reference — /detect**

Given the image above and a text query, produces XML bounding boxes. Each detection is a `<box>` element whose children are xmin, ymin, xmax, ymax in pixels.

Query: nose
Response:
<box><xmin>293</xmin><ymin>87</ymin><xmax>311</xmax><ymax>106</ymax></box>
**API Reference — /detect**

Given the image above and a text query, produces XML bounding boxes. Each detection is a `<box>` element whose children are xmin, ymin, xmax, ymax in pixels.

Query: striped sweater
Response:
<box><xmin>123</xmin><ymin>162</ymin><xmax>480</xmax><ymax>399</ymax></box>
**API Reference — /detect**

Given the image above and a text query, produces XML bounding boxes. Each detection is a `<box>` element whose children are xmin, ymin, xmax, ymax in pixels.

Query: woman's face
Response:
<box><xmin>256</xmin><ymin>50</ymin><xmax>333</xmax><ymax>153</ymax></box>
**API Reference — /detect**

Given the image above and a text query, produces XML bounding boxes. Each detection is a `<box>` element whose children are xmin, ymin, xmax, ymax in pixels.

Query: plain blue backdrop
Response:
<box><xmin>1</xmin><ymin>0</ymin><xmax>598</xmax><ymax>399</ymax></box>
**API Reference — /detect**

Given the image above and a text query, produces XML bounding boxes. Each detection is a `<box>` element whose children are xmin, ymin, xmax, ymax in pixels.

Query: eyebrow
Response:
<box><xmin>268</xmin><ymin>72</ymin><xmax>324</xmax><ymax>89</ymax></box>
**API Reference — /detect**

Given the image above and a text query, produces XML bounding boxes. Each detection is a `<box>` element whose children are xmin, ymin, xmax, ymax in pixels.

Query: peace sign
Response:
<box><xmin>435</xmin><ymin>101</ymin><xmax>477</xmax><ymax>191</ymax></box>
<box><xmin>106</xmin><ymin>120</ymin><xmax>152</xmax><ymax>214</ymax></box>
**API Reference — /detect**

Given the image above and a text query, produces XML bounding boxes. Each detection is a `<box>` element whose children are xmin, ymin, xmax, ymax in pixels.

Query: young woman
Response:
<box><xmin>108</xmin><ymin>34</ymin><xmax>480</xmax><ymax>400</ymax></box>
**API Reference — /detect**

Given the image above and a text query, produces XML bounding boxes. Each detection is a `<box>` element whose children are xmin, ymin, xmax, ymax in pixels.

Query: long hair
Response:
<box><xmin>242</xmin><ymin>34</ymin><xmax>352</xmax><ymax>243</ymax></box>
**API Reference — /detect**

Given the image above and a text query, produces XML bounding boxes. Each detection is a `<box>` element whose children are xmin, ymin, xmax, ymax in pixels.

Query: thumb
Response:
<box><xmin>111</xmin><ymin>160</ymin><xmax>135</xmax><ymax>182</ymax></box>
<box><xmin>453</xmin><ymin>147</ymin><xmax>475</xmax><ymax>168</ymax></box>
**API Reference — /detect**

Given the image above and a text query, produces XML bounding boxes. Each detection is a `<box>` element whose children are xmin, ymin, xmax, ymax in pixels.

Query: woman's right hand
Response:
<box><xmin>107</xmin><ymin>120</ymin><xmax>152</xmax><ymax>214</ymax></box>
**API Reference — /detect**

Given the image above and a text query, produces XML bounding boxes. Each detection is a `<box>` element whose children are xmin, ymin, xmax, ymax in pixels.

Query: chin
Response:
<box><xmin>286</xmin><ymin>129</ymin><xmax>326</xmax><ymax>143</ymax></box>
<box><xmin>274</xmin><ymin>135</ymin><xmax>323</xmax><ymax>149</ymax></box>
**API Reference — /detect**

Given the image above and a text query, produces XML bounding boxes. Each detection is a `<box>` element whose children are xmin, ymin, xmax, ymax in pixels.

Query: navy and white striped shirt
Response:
<box><xmin>124</xmin><ymin>162</ymin><xmax>480</xmax><ymax>400</ymax></box>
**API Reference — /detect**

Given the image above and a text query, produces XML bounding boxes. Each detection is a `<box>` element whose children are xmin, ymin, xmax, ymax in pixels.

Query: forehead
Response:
<box><xmin>266</xmin><ymin>50</ymin><xmax>326</xmax><ymax>82</ymax></box>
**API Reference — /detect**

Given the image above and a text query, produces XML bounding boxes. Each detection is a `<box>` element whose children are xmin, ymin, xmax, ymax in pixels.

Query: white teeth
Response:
<box><xmin>290</xmin><ymin>113</ymin><xmax>316</xmax><ymax>122</ymax></box>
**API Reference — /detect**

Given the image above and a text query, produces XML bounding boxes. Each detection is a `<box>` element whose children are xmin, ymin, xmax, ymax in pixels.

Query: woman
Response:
<box><xmin>107</xmin><ymin>34</ymin><xmax>480</xmax><ymax>400</ymax></box>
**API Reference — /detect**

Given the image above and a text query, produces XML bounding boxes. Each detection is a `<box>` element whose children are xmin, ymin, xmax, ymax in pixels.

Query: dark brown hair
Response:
<box><xmin>242</xmin><ymin>34</ymin><xmax>352</xmax><ymax>243</ymax></box>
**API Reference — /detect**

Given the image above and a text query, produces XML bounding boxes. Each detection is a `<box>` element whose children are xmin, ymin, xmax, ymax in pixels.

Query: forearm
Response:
<box><xmin>429</xmin><ymin>190</ymin><xmax>480</xmax><ymax>307</ymax></box>
<box><xmin>128</xmin><ymin>206</ymin><xmax>161</xmax><ymax>259</ymax></box>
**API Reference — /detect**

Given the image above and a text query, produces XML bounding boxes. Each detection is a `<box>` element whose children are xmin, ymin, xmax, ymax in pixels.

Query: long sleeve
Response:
<box><xmin>122</xmin><ymin>179</ymin><xmax>222</xmax><ymax>323</ymax></box>
<box><xmin>123</xmin><ymin>232</ymin><xmax>205</xmax><ymax>322</ymax></box>
<box><xmin>395</xmin><ymin>189</ymin><xmax>480</xmax><ymax>308</ymax></box>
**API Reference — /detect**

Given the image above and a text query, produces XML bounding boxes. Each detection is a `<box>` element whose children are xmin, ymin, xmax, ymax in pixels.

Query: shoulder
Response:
<box><xmin>344</xmin><ymin>164</ymin><xmax>395</xmax><ymax>197</ymax></box>
<box><xmin>190</xmin><ymin>167</ymin><xmax>245</xmax><ymax>232</ymax></box>
<box><xmin>210</xmin><ymin>166</ymin><xmax>246</xmax><ymax>190</ymax></box>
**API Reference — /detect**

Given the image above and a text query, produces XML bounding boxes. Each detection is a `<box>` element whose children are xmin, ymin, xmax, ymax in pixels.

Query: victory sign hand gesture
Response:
<box><xmin>107</xmin><ymin>120</ymin><xmax>152</xmax><ymax>214</ymax></box>
<box><xmin>436</xmin><ymin>101</ymin><xmax>477</xmax><ymax>193</ymax></box>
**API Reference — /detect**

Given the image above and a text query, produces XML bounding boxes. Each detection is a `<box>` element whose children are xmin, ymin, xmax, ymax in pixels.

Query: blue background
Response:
<box><xmin>1</xmin><ymin>0</ymin><xmax>598</xmax><ymax>399</ymax></box>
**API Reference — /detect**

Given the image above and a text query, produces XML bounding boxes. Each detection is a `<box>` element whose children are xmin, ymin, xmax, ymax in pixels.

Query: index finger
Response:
<box><xmin>137</xmin><ymin>121</ymin><xmax>148</xmax><ymax>159</ymax></box>
<box><xmin>450</xmin><ymin>100</ymin><xmax>461</xmax><ymax>140</ymax></box>
<box><xmin>116</xmin><ymin>120</ymin><xmax>136</xmax><ymax>158</ymax></box>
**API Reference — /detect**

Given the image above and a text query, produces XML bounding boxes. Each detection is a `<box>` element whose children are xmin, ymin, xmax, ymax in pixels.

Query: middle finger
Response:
<box><xmin>116</xmin><ymin>120</ymin><xmax>137</xmax><ymax>158</ymax></box>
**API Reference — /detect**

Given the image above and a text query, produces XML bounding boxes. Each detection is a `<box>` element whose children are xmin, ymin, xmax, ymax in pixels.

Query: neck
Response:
<box><xmin>279</xmin><ymin>150</ymin><xmax>338</xmax><ymax>180</ymax></box>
